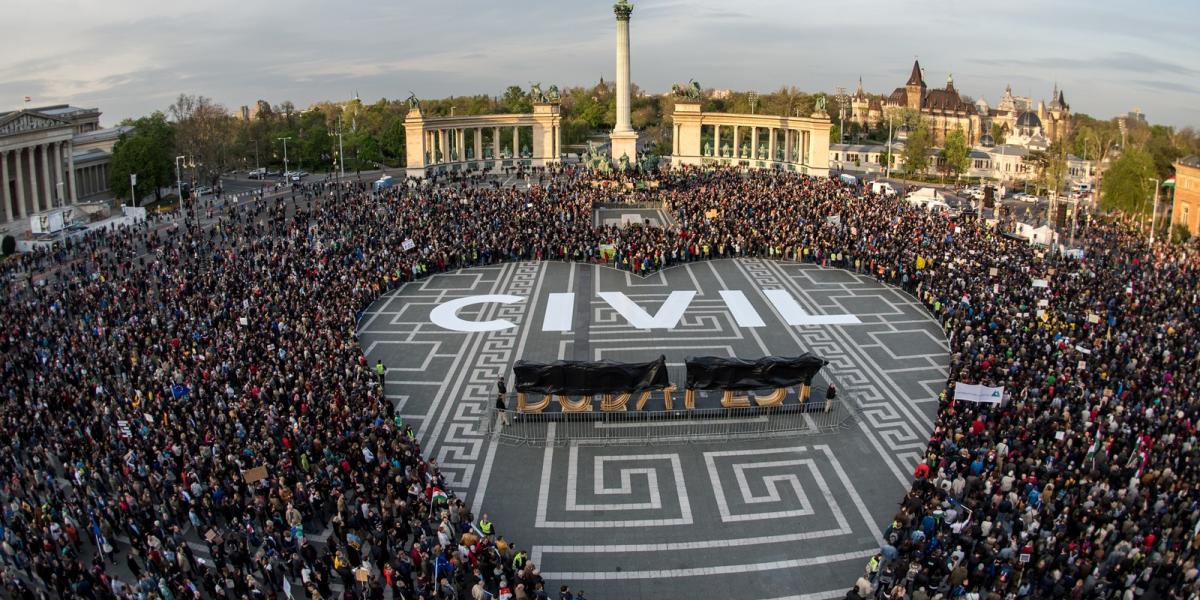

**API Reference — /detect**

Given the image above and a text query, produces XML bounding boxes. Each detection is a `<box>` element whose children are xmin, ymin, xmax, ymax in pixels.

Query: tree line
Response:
<box><xmin>107</xmin><ymin>86</ymin><xmax>1199</xmax><ymax>217</ymax></box>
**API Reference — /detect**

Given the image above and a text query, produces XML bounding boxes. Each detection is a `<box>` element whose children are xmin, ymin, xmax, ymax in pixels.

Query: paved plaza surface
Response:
<box><xmin>357</xmin><ymin>258</ymin><xmax>947</xmax><ymax>598</ymax></box>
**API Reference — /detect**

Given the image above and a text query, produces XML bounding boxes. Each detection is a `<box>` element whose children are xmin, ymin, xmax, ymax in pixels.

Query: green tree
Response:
<box><xmin>297</xmin><ymin>111</ymin><xmax>332</xmax><ymax>171</ymax></box>
<box><xmin>1100</xmin><ymin>147</ymin><xmax>1156</xmax><ymax>214</ymax></box>
<box><xmin>990</xmin><ymin>122</ymin><xmax>1007</xmax><ymax>145</ymax></box>
<box><xmin>500</xmin><ymin>85</ymin><xmax>531</xmax><ymax>113</ymax></box>
<box><xmin>901</xmin><ymin>118</ymin><xmax>931</xmax><ymax>176</ymax></box>
<box><xmin>1172</xmin><ymin>223</ymin><xmax>1192</xmax><ymax>244</ymax></box>
<box><xmin>169</xmin><ymin>94</ymin><xmax>237</xmax><ymax>186</ymax></box>
<box><xmin>109</xmin><ymin>112</ymin><xmax>176</xmax><ymax>204</ymax></box>
<box><xmin>940</xmin><ymin>128</ymin><xmax>971</xmax><ymax>179</ymax></box>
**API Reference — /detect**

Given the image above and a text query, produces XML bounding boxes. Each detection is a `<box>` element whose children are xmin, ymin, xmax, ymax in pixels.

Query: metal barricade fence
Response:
<box><xmin>483</xmin><ymin>386</ymin><xmax>856</xmax><ymax>447</ymax></box>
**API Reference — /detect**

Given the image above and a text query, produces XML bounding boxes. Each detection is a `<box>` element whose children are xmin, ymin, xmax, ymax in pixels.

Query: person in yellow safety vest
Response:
<box><xmin>512</xmin><ymin>549</ymin><xmax>526</xmax><ymax>571</ymax></box>
<box><xmin>866</xmin><ymin>552</ymin><xmax>881</xmax><ymax>583</ymax></box>
<box><xmin>479</xmin><ymin>514</ymin><xmax>495</xmax><ymax>540</ymax></box>
<box><xmin>375</xmin><ymin>360</ymin><xmax>386</xmax><ymax>385</ymax></box>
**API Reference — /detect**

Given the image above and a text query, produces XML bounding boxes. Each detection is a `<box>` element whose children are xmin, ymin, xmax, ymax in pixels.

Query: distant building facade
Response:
<box><xmin>1172</xmin><ymin>156</ymin><xmax>1200</xmax><ymax>236</ymax></box>
<box><xmin>849</xmin><ymin>61</ymin><xmax>1070</xmax><ymax>150</ymax></box>
<box><xmin>0</xmin><ymin>104</ymin><xmax>128</xmax><ymax>227</ymax></box>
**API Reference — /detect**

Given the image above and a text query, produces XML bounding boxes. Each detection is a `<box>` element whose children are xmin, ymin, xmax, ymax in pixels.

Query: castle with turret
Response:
<box><xmin>851</xmin><ymin>60</ymin><xmax>1070</xmax><ymax>150</ymax></box>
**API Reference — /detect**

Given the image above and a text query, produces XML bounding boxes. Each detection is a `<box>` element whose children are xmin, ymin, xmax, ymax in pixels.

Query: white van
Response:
<box><xmin>871</xmin><ymin>182</ymin><xmax>897</xmax><ymax>197</ymax></box>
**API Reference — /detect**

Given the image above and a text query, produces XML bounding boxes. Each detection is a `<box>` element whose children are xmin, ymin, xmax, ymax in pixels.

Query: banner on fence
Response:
<box><xmin>953</xmin><ymin>383</ymin><xmax>1006</xmax><ymax>405</ymax></box>
<box><xmin>685</xmin><ymin>354</ymin><xmax>827</xmax><ymax>391</ymax></box>
<box><xmin>513</xmin><ymin>355</ymin><xmax>669</xmax><ymax>395</ymax></box>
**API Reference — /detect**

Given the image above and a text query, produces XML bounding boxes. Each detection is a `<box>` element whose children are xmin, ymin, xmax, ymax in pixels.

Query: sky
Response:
<box><xmin>1</xmin><ymin>0</ymin><xmax>1198</xmax><ymax>128</ymax></box>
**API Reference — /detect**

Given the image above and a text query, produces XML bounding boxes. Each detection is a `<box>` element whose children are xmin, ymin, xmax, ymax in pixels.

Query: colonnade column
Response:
<box><xmin>28</xmin><ymin>149</ymin><xmax>39</xmax><ymax>213</ymax></box>
<box><xmin>51</xmin><ymin>143</ymin><xmax>62</xmax><ymax>207</ymax></box>
<box><xmin>14</xmin><ymin>149</ymin><xmax>26</xmax><ymax>218</ymax></box>
<box><xmin>751</xmin><ymin>127</ymin><xmax>759</xmax><ymax>159</ymax></box>
<box><xmin>39</xmin><ymin>145</ymin><xmax>51</xmax><ymax>211</ymax></box>
<box><xmin>769</xmin><ymin>129</ymin><xmax>777</xmax><ymax>162</ymax></box>
<box><xmin>0</xmin><ymin>151</ymin><xmax>9</xmax><ymax>223</ymax></box>
<box><xmin>511</xmin><ymin>127</ymin><xmax>518</xmax><ymax>158</ymax></box>
<box><xmin>475</xmin><ymin>129</ymin><xmax>483</xmax><ymax>162</ymax></box>
<box><xmin>492</xmin><ymin>127</ymin><xmax>500</xmax><ymax>159</ymax></box>
<box><xmin>66</xmin><ymin>142</ymin><xmax>76</xmax><ymax>204</ymax></box>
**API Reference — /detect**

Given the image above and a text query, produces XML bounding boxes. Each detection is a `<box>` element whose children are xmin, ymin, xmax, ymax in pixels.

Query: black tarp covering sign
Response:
<box><xmin>685</xmin><ymin>354</ymin><xmax>828</xmax><ymax>390</ymax></box>
<box><xmin>514</xmin><ymin>355</ymin><xmax>670</xmax><ymax>395</ymax></box>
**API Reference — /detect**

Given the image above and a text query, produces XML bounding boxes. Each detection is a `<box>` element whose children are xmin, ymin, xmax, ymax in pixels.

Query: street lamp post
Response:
<box><xmin>175</xmin><ymin>155</ymin><xmax>186</xmax><ymax>204</ymax></box>
<box><xmin>1147</xmin><ymin>178</ymin><xmax>1160</xmax><ymax>246</ymax></box>
<box><xmin>330</xmin><ymin>120</ymin><xmax>345</xmax><ymax>202</ymax></box>
<box><xmin>278</xmin><ymin>137</ymin><xmax>292</xmax><ymax>181</ymax></box>
<box><xmin>254</xmin><ymin>139</ymin><xmax>260</xmax><ymax>172</ymax></box>
<box><xmin>885</xmin><ymin>115</ymin><xmax>894</xmax><ymax>178</ymax></box>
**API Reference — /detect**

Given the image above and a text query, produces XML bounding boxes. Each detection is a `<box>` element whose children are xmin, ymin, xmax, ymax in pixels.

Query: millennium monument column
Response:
<box><xmin>609</xmin><ymin>0</ymin><xmax>640</xmax><ymax>167</ymax></box>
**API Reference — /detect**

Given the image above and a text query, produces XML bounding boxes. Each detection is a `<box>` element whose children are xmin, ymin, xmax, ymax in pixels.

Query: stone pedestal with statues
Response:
<box><xmin>609</xmin><ymin>0</ymin><xmax>639</xmax><ymax>167</ymax></box>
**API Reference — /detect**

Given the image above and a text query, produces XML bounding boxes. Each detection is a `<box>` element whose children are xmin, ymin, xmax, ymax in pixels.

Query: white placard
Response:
<box><xmin>954</xmin><ymin>383</ymin><xmax>1006</xmax><ymax>405</ymax></box>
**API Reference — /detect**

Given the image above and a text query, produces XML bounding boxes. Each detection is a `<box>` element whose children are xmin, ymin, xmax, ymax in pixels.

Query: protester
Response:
<box><xmin>1</xmin><ymin>165</ymin><xmax>1197</xmax><ymax>600</ymax></box>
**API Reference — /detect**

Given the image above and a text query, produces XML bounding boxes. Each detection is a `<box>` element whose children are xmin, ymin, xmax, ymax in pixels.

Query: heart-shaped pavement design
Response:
<box><xmin>358</xmin><ymin>258</ymin><xmax>946</xmax><ymax>598</ymax></box>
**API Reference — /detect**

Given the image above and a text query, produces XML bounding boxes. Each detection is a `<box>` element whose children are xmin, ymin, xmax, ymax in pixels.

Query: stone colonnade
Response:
<box><xmin>0</xmin><ymin>140</ymin><xmax>76</xmax><ymax>225</ymax></box>
<box><xmin>404</xmin><ymin>103</ymin><xmax>561</xmax><ymax>179</ymax></box>
<box><xmin>420</xmin><ymin>126</ymin><xmax>532</xmax><ymax>164</ymax></box>
<box><xmin>670</xmin><ymin>102</ymin><xmax>832</xmax><ymax>178</ymax></box>
<box><xmin>690</xmin><ymin>124</ymin><xmax>814</xmax><ymax>164</ymax></box>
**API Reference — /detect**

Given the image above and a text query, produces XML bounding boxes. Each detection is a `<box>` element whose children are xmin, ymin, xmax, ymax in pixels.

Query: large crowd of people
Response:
<box><xmin>1</xmin><ymin>165</ymin><xmax>1197</xmax><ymax>599</ymax></box>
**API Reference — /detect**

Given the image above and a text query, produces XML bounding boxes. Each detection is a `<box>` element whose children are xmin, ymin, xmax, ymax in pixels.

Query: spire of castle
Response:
<box><xmin>906</xmin><ymin>59</ymin><xmax>924</xmax><ymax>87</ymax></box>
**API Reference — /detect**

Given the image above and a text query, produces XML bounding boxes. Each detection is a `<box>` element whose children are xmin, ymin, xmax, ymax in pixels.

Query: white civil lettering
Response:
<box><xmin>430</xmin><ymin>294</ymin><xmax>524</xmax><ymax>332</ymax></box>
<box><xmin>718</xmin><ymin>290</ymin><xmax>766</xmax><ymax>327</ymax></box>
<box><xmin>597</xmin><ymin>291</ymin><xmax>696</xmax><ymax>330</ymax></box>
<box><xmin>542</xmin><ymin>293</ymin><xmax>575</xmax><ymax>332</ymax></box>
<box><xmin>762</xmin><ymin>289</ymin><xmax>861</xmax><ymax>325</ymax></box>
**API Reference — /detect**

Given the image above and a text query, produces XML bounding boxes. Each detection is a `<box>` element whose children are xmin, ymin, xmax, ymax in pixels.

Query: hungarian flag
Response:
<box><xmin>431</xmin><ymin>487</ymin><xmax>448</xmax><ymax>504</ymax></box>
<box><xmin>1086</xmin><ymin>428</ymin><xmax>1103</xmax><ymax>460</ymax></box>
<box><xmin>1126</xmin><ymin>433</ymin><xmax>1152</xmax><ymax>477</ymax></box>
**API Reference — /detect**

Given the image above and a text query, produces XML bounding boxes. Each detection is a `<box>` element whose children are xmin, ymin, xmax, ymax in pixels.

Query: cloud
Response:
<box><xmin>972</xmin><ymin>52</ymin><xmax>1198</xmax><ymax>77</ymax></box>
<box><xmin>1131</xmin><ymin>80</ymin><xmax>1200</xmax><ymax>95</ymax></box>
<box><xmin>1</xmin><ymin>0</ymin><xmax>1198</xmax><ymax>127</ymax></box>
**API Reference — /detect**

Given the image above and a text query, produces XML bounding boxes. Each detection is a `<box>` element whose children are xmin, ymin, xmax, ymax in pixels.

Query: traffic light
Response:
<box><xmin>983</xmin><ymin>185</ymin><xmax>995</xmax><ymax>208</ymax></box>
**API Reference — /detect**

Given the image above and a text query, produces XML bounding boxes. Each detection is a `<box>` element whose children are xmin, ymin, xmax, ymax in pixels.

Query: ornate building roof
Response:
<box><xmin>1016</xmin><ymin>111</ymin><xmax>1042</xmax><ymax>128</ymax></box>
<box><xmin>854</xmin><ymin>77</ymin><xmax>868</xmax><ymax>100</ymax></box>
<box><xmin>1051</xmin><ymin>89</ymin><xmax>1069</xmax><ymax>111</ymax></box>
<box><xmin>924</xmin><ymin>88</ymin><xmax>973</xmax><ymax>113</ymax></box>
<box><xmin>906</xmin><ymin>60</ymin><xmax>925</xmax><ymax>87</ymax></box>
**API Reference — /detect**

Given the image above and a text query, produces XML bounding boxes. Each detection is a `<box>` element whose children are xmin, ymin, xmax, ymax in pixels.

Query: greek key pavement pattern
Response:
<box><xmin>357</xmin><ymin>259</ymin><xmax>947</xmax><ymax>598</ymax></box>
